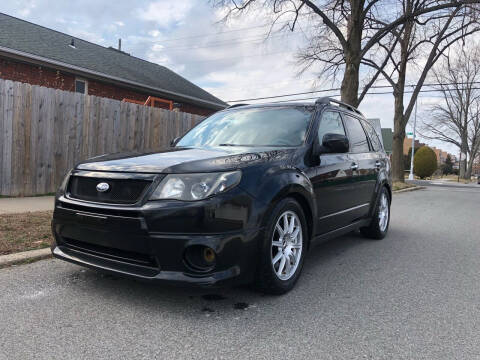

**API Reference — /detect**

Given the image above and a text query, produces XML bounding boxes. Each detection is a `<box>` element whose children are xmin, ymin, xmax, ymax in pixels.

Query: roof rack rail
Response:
<box><xmin>226</xmin><ymin>103</ymin><xmax>249</xmax><ymax>109</ymax></box>
<box><xmin>315</xmin><ymin>97</ymin><xmax>363</xmax><ymax>116</ymax></box>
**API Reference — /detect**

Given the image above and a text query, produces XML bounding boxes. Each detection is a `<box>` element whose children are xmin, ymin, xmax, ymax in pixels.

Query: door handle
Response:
<box><xmin>351</xmin><ymin>163</ymin><xmax>359</xmax><ymax>171</ymax></box>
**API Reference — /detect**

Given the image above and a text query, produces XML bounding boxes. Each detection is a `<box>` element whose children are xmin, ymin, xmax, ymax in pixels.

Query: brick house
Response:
<box><xmin>0</xmin><ymin>13</ymin><xmax>226</xmax><ymax>116</ymax></box>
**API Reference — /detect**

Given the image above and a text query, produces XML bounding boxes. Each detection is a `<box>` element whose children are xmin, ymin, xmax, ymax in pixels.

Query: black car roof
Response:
<box><xmin>223</xmin><ymin>100</ymin><xmax>365</xmax><ymax>119</ymax></box>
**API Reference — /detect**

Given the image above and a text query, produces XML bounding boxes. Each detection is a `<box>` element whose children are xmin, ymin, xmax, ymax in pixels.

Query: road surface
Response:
<box><xmin>1</xmin><ymin>186</ymin><xmax>479</xmax><ymax>359</ymax></box>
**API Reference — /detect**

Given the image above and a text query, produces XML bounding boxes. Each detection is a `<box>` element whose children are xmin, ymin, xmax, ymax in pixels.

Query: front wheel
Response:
<box><xmin>360</xmin><ymin>186</ymin><xmax>390</xmax><ymax>240</ymax></box>
<box><xmin>255</xmin><ymin>198</ymin><xmax>307</xmax><ymax>295</ymax></box>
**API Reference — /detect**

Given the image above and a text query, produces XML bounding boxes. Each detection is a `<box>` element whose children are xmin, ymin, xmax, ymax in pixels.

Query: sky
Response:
<box><xmin>0</xmin><ymin>0</ymin><xmax>457</xmax><ymax>154</ymax></box>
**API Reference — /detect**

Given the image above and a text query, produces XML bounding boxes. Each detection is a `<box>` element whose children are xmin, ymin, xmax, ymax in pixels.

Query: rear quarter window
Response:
<box><xmin>343</xmin><ymin>115</ymin><xmax>370</xmax><ymax>153</ymax></box>
<box><xmin>361</xmin><ymin>120</ymin><xmax>383</xmax><ymax>152</ymax></box>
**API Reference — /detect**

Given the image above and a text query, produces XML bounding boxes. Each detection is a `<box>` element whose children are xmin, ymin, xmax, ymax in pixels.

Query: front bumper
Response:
<box><xmin>51</xmin><ymin>191</ymin><xmax>261</xmax><ymax>287</ymax></box>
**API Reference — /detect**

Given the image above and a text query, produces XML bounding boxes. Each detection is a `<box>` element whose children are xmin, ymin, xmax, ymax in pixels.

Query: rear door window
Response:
<box><xmin>343</xmin><ymin>115</ymin><xmax>370</xmax><ymax>153</ymax></box>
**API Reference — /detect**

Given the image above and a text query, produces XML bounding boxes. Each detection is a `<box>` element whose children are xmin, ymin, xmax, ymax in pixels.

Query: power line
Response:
<box><xmin>162</xmin><ymin>50</ymin><xmax>296</xmax><ymax>65</ymax></box>
<box><xmin>227</xmin><ymin>82</ymin><xmax>480</xmax><ymax>102</ymax></box>
<box><xmin>260</xmin><ymin>86</ymin><xmax>480</xmax><ymax>104</ymax></box>
<box><xmin>271</xmin><ymin>87</ymin><xmax>480</xmax><ymax>104</ymax></box>
<box><xmin>154</xmin><ymin>32</ymin><xmax>305</xmax><ymax>52</ymax></box>
<box><xmin>155</xmin><ymin>19</ymin><xmax>307</xmax><ymax>43</ymax></box>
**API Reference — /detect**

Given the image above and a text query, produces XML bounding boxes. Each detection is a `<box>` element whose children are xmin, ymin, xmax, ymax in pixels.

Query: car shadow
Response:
<box><xmin>61</xmin><ymin>231</ymin><xmax>372</xmax><ymax>317</ymax></box>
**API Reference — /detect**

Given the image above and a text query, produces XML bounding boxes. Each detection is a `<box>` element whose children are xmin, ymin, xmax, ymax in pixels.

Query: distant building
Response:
<box><xmin>403</xmin><ymin>137</ymin><xmax>425</xmax><ymax>155</ymax></box>
<box><xmin>432</xmin><ymin>147</ymin><xmax>447</xmax><ymax>165</ymax></box>
<box><xmin>472</xmin><ymin>158</ymin><xmax>480</xmax><ymax>175</ymax></box>
<box><xmin>380</xmin><ymin>128</ymin><xmax>393</xmax><ymax>155</ymax></box>
<box><xmin>367</xmin><ymin>118</ymin><xmax>382</xmax><ymax>142</ymax></box>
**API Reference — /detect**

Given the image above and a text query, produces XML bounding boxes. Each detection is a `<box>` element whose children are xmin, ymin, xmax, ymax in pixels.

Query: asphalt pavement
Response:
<box><xmin>408</xmin><ymin>178</ymin><xmax>480</xmax><ymax>189</ymax></box>
<box><xmin>1</xmin><ymin>186</ymin><xmax>479</xmax><ymax>359</ymax></box>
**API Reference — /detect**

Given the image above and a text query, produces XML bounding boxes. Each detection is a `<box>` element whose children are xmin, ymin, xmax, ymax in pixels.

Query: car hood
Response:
<box><xmin>76</xmin><ymin>146</ymin><xmax>296</xmax><ymax>173</ymax></box>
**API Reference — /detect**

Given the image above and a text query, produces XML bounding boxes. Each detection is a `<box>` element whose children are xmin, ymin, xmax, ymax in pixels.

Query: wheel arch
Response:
<box><xmin>261</xmin><ymin>185</ymin><xmax>316</xmax><ymax>249</ymax></box>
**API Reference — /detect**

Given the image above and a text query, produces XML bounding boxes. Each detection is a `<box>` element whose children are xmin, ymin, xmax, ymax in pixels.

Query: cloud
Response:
<box><xmin>136</xmin><ymin>0</ymin><xmax>193</xmax><ymax>28</ymax></box>
<box><xmin>17</xmin><ymin>0</ymin><xmax>36</xmax><ymax>17</ymax></box>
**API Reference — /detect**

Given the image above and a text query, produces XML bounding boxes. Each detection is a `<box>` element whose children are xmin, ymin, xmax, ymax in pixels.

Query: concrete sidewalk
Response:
<box><xmin>0</xmin><ymin>196</ymin><xmax>55</xmax><ymax>214</ymax></box>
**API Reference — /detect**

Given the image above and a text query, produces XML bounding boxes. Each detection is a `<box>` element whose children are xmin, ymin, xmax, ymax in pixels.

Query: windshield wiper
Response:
<box><xmin>218</xmin><ymin>143</ymin><xmax>241</xmax><ymax>146</ymax></box>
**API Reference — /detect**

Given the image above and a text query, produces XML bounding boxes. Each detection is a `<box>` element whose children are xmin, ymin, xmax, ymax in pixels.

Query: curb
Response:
<box><xmin>393</xmin><ymin>186</ymin><xmax>426</xmax><ymax>194</ymax></box>
<box><xmin>0</xmin><ymin>248</ymin><xmax>52</xmax><ymax>268</ymax></box>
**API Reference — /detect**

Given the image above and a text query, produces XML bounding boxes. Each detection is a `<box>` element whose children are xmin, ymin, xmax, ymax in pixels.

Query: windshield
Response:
<box><xmin>176</xmin><ymin>106</ymin><xmax>313</xmax><ymax>147</ymax></box>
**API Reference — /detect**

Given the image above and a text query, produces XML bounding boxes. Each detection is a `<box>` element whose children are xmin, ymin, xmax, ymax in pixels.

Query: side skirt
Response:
<box><xmin>310</xmin><ymin>218</ymin><xmax>371</xmax><ymax>246</ymax></box>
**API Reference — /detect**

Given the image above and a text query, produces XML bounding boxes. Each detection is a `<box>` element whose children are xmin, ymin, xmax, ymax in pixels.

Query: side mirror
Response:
<box><xmin>322</xmin><ymin>133</ymin><xmax>349</xmax><ymax>153</ymax></box>
<box><xmin>170</xmin><ymin>137</ymin><xmax>180</xmax><ymax>147</ymax></box>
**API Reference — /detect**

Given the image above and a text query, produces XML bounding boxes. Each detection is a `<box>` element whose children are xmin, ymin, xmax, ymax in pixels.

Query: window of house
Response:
<box><xmin>75</xmin><ymin>79</ymin><xmax>87</xmax><ymax>94</ymax></box>
<box><xmin>343</xmin><ymin>115</ymin><xmax>370</xmax><ymax>153</ymax></box>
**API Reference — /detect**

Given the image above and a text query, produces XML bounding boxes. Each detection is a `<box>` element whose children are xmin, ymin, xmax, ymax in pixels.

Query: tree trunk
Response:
<box><xmin>391</xmin><ymin>79</ymin><xmax>407</xmax><ymax>182</ymax></box>
<box><xmin>341</xmin><ymin>59</ymin><xmax>360</xmax><ymax>107</ymax></box>
<box><xmin>392</xmin><ymin>124</ymin><xmax>406</xmax><ymax>182</ymax></box>
<box><xmin>340</xmin><ymin>4</ymin><xmax>362</xmax><ymax>107</ymax></box>
<box><xmin>460</xmin><ymin>135</ymin><xmax>468</xmax><ymax>179</ymax></box>
<box><xmin>466</xmin><ymin>150</ymin><xmax>475</xmax><ymax>179</ymax></box>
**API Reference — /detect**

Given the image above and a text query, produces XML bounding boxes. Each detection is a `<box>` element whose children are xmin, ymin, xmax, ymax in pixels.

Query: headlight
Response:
<box><xmin>56</xmin><ymin>169</ymin><xmax>72</xmax><ymax>199</ymax></box>
<box><xmin>150</xmin><ymin>171</ymin><xmax>242</xmax><ymax>201</ymax></box>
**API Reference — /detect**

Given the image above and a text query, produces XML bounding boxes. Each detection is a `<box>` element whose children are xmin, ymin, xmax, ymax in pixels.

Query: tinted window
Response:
<box><xmin>177</xmin><ymin>106</ymin><xmax>313</xmax><ymax>147</ymax></box>
<box><xmin>317</xmin><ymin>111</ymin><xmax>346</xmax><ymax>144</ymax></box>
<box><xmin>361</xmin><ymin>120</ymin><xmax>383</xmax><ymax>152</ymax></box>
<box><xmin>344</xmin><ymin>115</ymin><xmax>369</xmax><ymax>153</ymax></box>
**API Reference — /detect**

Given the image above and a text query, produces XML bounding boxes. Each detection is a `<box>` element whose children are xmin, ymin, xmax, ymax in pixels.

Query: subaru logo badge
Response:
<box><xmin>96</xmin><ymin>182</ymin><xmax>110</xmax><ymax>192</ymax></box>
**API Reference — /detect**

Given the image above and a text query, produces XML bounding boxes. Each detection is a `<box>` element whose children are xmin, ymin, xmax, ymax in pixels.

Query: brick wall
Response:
<box><xmin>0</xmin><ymin>56</ymin><xmax>216</xmax><ymax>116</ymax></box>
<box><xmin>0</xmin><ymin>57</ymin><xmax>75</xmax><ymax>90</ymax></box>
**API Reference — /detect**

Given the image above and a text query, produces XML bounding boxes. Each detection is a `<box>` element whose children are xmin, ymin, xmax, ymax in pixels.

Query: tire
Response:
<box><xmin>360</xmin><ymin>186</ymin><xmax>390</xmax><ymax>240</ymax></box>
<box><xmin>254</xmin><ymin>198</ymin><xmax>308</xmax><ymax>295</ymax></box>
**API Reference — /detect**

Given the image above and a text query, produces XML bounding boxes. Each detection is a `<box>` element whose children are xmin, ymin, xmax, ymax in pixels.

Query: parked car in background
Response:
<box><xmin>51</xmin><ymin>97</ymin><xmax>392</xmax><ymax>294</ymax></box>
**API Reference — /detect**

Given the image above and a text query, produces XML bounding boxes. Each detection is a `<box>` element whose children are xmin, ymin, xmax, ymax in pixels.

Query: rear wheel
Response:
<box><xmin>255</xmin><ymin>198</ymin><xmax>307</xmax><ymax>294</ymax></box>
<box><xmin>360</xmin><ymin>186</ymin><xmax>390</xmax><ymax>240</ymax></box>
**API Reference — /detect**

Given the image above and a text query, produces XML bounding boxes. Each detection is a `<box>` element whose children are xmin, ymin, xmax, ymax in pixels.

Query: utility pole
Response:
<box><xmin>408</xmin><ymin>100</ymin><xmax>418</xmax><ymax>181</ymax></box>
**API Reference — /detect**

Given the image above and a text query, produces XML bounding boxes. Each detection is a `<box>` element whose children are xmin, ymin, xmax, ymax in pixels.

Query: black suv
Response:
<box><xmin>52</xmin><ymin>97</ymin><xmax>391</xmax><ymax>294</ymax></box>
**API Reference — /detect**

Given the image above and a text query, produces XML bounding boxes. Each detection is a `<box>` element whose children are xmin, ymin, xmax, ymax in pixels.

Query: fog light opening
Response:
<box><xmin>203</xmin><ymin>247</ymin><xmax>216</xmax><ymax>264</ymax></box>
<box><xmin>184</xmin><ymin>245</ymin><xmax>217</xmax><ymax>272</ymax></box>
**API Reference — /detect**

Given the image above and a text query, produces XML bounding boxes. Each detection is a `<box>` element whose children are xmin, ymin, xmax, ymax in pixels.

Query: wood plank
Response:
<box><xmin>81</xmin><ymin>94</ymin><xmax>90</xmax><ymax>160</ymax></box>
<box><xmin>53</xmin><ymin>89</ymin><xmax>65</xmax><ymax>191</ymax></box>
<box><xmin>11</xmin><ymin>82</ymin><xmax>25</xmax><ymax>196</ymax></box>
<box><xmin>0</xmin><ymin>80</ymin><xmax>5</xmax><ymax>195</ymax></box>
<box><xmin>1</xmin><ymin>80</ymin><xmax>14</xmax><ymax>196</ymax></box>
<box><xmin>22</xmin><ymin>84</ymin><xmax>33</xmax><ymax>196</ymax></box>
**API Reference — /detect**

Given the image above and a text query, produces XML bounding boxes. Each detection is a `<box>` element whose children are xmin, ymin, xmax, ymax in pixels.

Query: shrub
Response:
<box><xmin>414</xmin><ymin>146</ymin><xmax>438</xmax><ymax>179</ymax></box>
<box><xmin>404</xmin><ymin>146</ymin><xmax>423</xmax><ymax>170</ymax></box>
<box><xmin>441</xmin><ymin>154</ymin><xmax>454</xmax><ymax>175</ymax></box>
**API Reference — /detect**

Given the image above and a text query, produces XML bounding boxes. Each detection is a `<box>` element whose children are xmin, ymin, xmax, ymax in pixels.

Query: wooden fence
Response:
<box><xmin>0</xmin><ymin>79</ymin><xmax>204</xmax><ymax>196</ymax></box>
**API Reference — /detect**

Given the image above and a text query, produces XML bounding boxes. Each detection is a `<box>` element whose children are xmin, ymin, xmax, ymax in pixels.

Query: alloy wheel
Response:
<box><xmin>271</xmin><ymin>210</ymin><xmax>303</xmax><ymax>281</ymax></box>
<box><xmin>378</xmin><ymin>192</ymin><xmax>389</xmax><ymax>232</ymax></box>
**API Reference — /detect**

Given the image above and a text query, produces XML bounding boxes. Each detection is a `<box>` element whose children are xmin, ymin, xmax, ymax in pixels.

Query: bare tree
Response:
<box><xmin>213</xmin><ymin>0</ymin><xmax>480</xmax><ymax>107</ymax></box>
<box><xmin>363</xmin><ymin>2</ymin><xmax>480</xmax><ymax>181</ymax></box>
<box><xmin>420</xmin><ymin>45</ymin><xmax>480</xmax><ymax>179</ymax></box>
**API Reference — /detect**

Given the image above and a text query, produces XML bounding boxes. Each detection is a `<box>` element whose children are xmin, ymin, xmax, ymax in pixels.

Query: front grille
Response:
<box><xmin>62</xmin><ymin>237</ymin><xmax>158</xmax><ymax>268</ymax></box>
<box><xmin>68</xmin><ymin>176</ymin><xmax>152</xmax><ymax>204</ymax></box>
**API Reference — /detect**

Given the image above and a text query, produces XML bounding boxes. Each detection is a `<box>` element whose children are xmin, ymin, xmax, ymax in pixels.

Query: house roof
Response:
<box><xmin>0</xmin><ymin>13</ymin><xmax>226</xmax><ymax>110</ymax></box>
